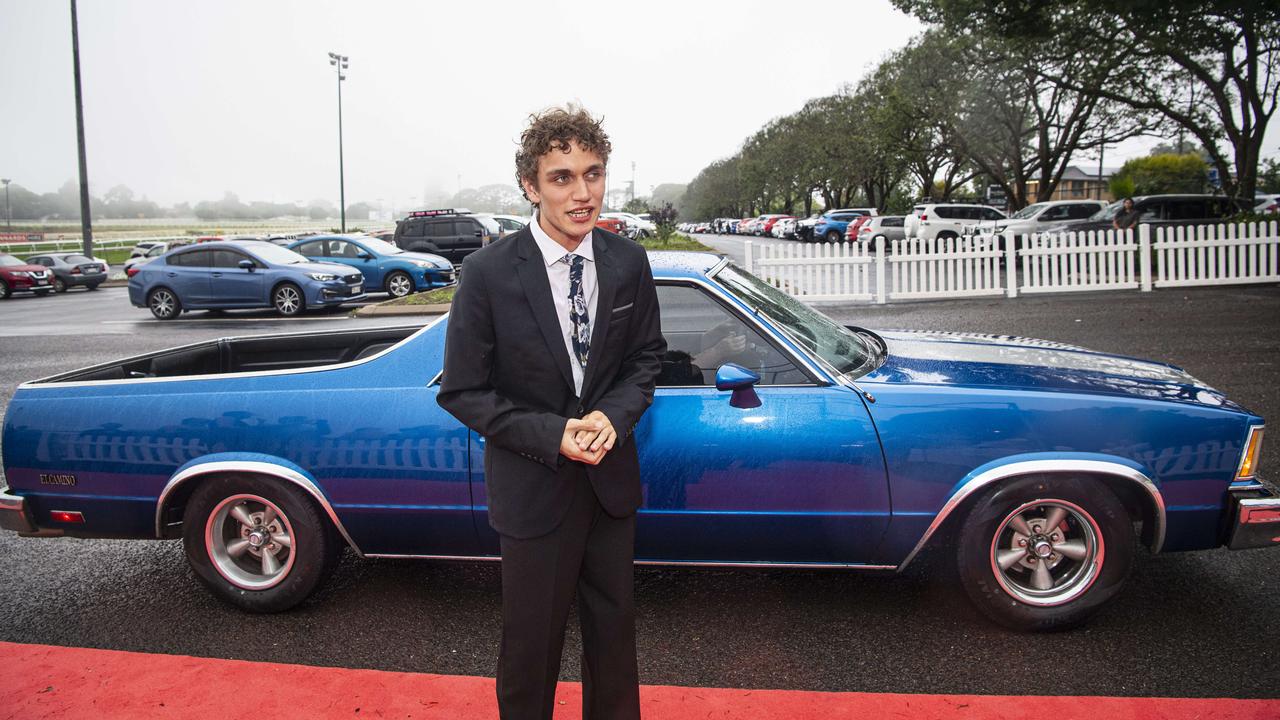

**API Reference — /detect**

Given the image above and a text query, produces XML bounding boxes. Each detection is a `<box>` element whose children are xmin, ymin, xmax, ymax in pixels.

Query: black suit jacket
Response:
<box><xmin>437</xmin><ymin>226</ymin><xmax>666</xmax><ymax>539</ymax></box>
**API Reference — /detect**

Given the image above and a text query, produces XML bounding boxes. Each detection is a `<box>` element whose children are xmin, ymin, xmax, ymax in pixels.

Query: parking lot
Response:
<box><xmin>1</xmin><ymin>279</ymin><xmax>1277</xmax><ymax>698</ymax></box>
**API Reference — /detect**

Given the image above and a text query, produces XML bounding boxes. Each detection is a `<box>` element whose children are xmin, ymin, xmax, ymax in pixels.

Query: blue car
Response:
<box><xmin>811</xmin><ymin>210</ymin><xmax>869</xmax><ymax>243</ymax></box>
<box><xmin>4</xmin><ymin>252</ymin><xmax>1273</xmax><ymax>630</ymax></box>
<box><xmin>128</xmin><ymin>240</ymin><xmax>366</xmax><ymax>319</ymax></box>
<box><xmin>289</xmin><ymin>234</ymin><xmax>454</xmax><ymax>298</ymax></box>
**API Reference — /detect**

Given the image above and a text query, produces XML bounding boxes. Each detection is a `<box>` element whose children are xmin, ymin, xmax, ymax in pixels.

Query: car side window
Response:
<box><xmin>1041</xmin><ymin>206</ymin><xmax>1068</xmax><ymax>220</ymax></box>
<box><xmin>1137</xmin><ymin>201</ymin><xmax>1163</xmax><ymax>222</ymax></box>
<box><xmin>426</xmin><ymin>221</ymin><xmax>452</xmax><ymax>238</ymax></box>
<box><xmin>328</xmin><ymin>240</ymin><xmax>361</xmax><ymax>258</ymax></box>
<box><xmin>933</xmin><ymin>207</ymin><xmax>955</xmax><ymax>219</ymax></box>
<box><xmin>1068</xmin><ymin>204</ymin><xmax>1098</xmax><ymax>219</ymax></box>
<box><xmin>884</xmin><ymin>217</ymin><xmax>904</xmax><ymax>227</ymax></box>
<box><xmin>296</xmin><ymin>241</ymin><xmax>327</xmax><ymax>258</ymax></box>
<box><xmin>401</xmin><ymin>221</ymin><xmax>422</xmax><ymax>238</ymax></box>
<box><xmin>981</xmin><ymin>208</ymin><xmax>1003</xmax><ymax>220</ymax></box>
<box><xmin>175</xmin><ymin>250</ymin><xmax>214</xmax><ymax>267</ymax></box>
<box><xmin>212</xmin><ymin>250</ymin><xmax>252</xmax><ymax>268</ymax></box>
<box><xmin>655</xmin><ymin>284</ymin><xmax>808</xmax><ymax>387</ymax></box>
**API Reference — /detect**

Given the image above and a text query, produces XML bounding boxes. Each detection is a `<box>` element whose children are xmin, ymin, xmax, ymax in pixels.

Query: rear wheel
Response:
<box><xmin>183</xmin><ymin>474</ymin><xmax>342</xmax><ymax>613</ymax></box>
<box><xmin>956</xmin><ymin>475</ymin><xmax>1134</xmax><ymax>631</ymax></box>
<box><xmin>272</xmin><ymin>283</ymin><xmax>304</xmax><ymax>316</ymax></box>
<box><xmin>384</xmin><ymin>271</ymin><xmax>413</xmax><ymax>299</ymax></box>
<box><xmin>52</xmin><ymin>277</ymin><xmax>67</xmax><ymax>293</ymax></box>
<box><xmin>148</xmin><ymin>287</ymin><xmax>181</xmax><ymax>320</ymax></box>
<box><xmin>87</xmin><ymin>283</ymin><xmax>100</xmax><ymax>291</ymax></box>
<box><xmin>937</xmin><ymin>230</ymin><xmax>959</xmax><ymax>241</ymax></box>
<box><xmin>824</xmin><ymin>230</ymin><xmax>841</xmax><ymax>243</ymax></box>
<box><xmin>0</xmin><ymin>279</ymin><xmax>9</xmax><ymax>299</ymax></box>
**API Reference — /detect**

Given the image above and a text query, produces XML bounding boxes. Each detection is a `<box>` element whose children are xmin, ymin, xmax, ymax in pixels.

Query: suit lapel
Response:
<box><xmin>514</xmin><ymin>232</ymin><xmax>575</xmax><ymax>394</ymax></box>
<box><xmin>581</xmin><ymin>229</ymin><xmax>617</xmax><ymax>399</ymax></box>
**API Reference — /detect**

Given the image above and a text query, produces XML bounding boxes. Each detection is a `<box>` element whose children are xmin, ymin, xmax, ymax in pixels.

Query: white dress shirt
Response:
<box><xmin>529</xmin><ymin>211</ymin><xmax>597</xmax><ymax>397</ymax></box>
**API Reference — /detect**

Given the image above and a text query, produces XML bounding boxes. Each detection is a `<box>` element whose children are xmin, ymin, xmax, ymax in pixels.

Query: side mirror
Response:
<box><xmin>715</xmin><ymin>363</ymin><xmax>762</xmax><ymax>409</ymax></box>
<box><xmin>358</xmin><ymin>252</ymin><xmax>373</xmax><ymax>260</ymax></box>
<box><xmin>238</xmin><ymin>260</ymin><xmax>255</xmax><ymax>271</ymax></box>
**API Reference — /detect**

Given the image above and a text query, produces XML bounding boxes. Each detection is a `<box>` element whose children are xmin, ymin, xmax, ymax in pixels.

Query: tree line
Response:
<box><xmin>679</xmin><ymin>1</ymin><xmax>1277</xmax><ymax>220</ymax></box>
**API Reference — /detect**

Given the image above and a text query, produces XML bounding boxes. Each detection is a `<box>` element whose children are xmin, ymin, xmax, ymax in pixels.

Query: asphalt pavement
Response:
<box><xmin>0</xmin><ymin>277</ymin><xmax>1277</xmax><ymax>699</ymax></box>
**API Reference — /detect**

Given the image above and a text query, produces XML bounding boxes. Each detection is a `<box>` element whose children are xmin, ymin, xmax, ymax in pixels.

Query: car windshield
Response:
<box><xmin>243</xmin><ymin>242</ymin><xmax>308</xmax><ymax>265</ymax></box>
<box><xmin>714</xmin><ymin>263</ymin><xmax>872</xmax><ymax>377</ymax></box>
<box><xmin>357</xmin><ymin>237</ymin><xmax>403</xmax><ymax>255</ymax></box>
<box><xmin>1089</xmin><ymin>201</ymin><xmax>1124</xmax><ymax>221</ymax></box>
<box><xmin>0</xmin><ymin>255</ymin><xmax>25</xmax><ymax>267</ymax></box>
<box><xmin>1011</xmin><ymin>203</ymin><xmax>1048</xmax><ymax>220</ymax></box>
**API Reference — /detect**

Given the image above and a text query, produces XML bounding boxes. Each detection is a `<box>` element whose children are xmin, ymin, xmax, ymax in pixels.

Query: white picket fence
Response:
<box><xmin>744</xmin><ymin>220</ymin><xmax>1280</xmax><ymax>304</ymax></box>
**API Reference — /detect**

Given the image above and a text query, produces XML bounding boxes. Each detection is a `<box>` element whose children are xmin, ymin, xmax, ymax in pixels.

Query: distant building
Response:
<box><xmin>1026</xmin><ymin>166</ymin><xmax>1120</xmax><ymax>202</ymax></box>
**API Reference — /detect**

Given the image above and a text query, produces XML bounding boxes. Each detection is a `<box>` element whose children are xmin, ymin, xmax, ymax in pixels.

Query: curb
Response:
<box><xmin>353</xmin><ymin>302</ymin><xmax>450</xmax><ymax>317</ymax></box>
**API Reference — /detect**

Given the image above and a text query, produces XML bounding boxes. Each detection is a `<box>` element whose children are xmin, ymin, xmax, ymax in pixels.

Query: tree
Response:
<box><xmin>1112</xmin><ymin>153</ymin><xmax>1209</xmax><ymax>195</ymax></box>
<box><xmin>893</xmin><ymin>0</ymin><xmax>1280</xmax><ymax>200</ymax></box>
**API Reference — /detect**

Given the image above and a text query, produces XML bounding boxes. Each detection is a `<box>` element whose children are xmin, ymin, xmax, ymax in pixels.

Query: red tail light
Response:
<box><xmin>50</xmin><ymin>510</ymin><xmax>84</xmax><ymax>524</ymax></box>
<box><xmin>919</xmin><ymin>214</ymin><xmax>928</xmax><ymax>221</ymax></box>
<box><xmin>71</xmin><ymin>267</ymin><xmax>82</xmax><ymax>275</ymax></box>
<box><xmin>126</xmin><ymin>266</ymin><xmax>140</xmax><ymax>277</ymax></box>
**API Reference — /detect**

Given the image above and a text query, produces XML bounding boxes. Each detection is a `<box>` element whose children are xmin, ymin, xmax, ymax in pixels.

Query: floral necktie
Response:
<box><xmin>565</xmin><ymin>254</ymin><xmax>590</xmax><ymax>367</ymax></box>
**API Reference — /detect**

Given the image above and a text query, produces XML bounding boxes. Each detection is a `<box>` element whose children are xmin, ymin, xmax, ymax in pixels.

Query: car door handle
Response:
<box><xmin>166</xmin><ymin>272</ymin><xmax>177</xmax><ymax>277</ymax></box>
<box><xmin>211</xmin><ymin>272</ymin><xmax>223</xmax><ymax>277</ymax></box>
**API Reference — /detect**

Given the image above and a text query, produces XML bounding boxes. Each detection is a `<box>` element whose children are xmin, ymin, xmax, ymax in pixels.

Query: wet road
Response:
<box><xmin>0</xmin><ymin>281</ymin><xmax>1277</xmax><ymax>698</ymax></box>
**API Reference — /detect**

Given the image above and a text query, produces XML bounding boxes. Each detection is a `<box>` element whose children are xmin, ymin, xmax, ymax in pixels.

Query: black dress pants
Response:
<box><xmin>496</xmin><ymin>466</ymin><xmax>640</xmax><ymax>720</ymax></box>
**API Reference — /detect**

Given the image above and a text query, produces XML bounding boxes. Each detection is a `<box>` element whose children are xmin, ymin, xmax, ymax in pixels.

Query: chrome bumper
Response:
<box><xmin>0</xmin><ymin>488</ymin><xmax>38</xmax><ymax>534</ymax></box>
<box><xmin>1227</xmin><ymin>482</ymin><xmax>1280</xmax><ymax>550</ymax></box>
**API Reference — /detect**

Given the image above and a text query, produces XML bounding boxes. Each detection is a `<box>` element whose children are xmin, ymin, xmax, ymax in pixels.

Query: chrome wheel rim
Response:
<box><xmin>989</xmin><ymin>498</ymin><xmax>1104</xmax><ymax>607</ymax></box>
<box><xmin>387</xmin><ymin>273</ymin><xmax>411</xmax><ymax>297</ymax></box>
<box><xmin>205</xmin><ymin>493</ymin><xmax>295</xmax><ymax>590</ymax></box>
<box><xmin>150</xmin><ymin>290</ymin><xmax>176</xmax><ymax>318</ymax></box>
<box><xmin>275</xmin><ymin>286</ymin><xmax>301</xmax><ymax>314</ymax></box>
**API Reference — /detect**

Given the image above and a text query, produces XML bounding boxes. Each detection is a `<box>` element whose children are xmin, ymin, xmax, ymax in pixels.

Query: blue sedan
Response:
<box><xmin>128</xmin><ymin>240</ymin><xmax>366</xmax><ymax>319</ymax></box>
<box><xmin>5</xmin><ymin>252</ymin><xmax>1274</xmax><ymax>630</ymax></box>
<box><xmin>289</xmin><ymin>234</ymin><xmax>455</xmax><ymax>298</ymax></box>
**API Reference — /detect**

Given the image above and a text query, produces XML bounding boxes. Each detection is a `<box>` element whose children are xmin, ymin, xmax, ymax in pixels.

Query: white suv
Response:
<box><xmin>905</xmin><ymin>203</ymin><xmax>1007</xmax><ymax>240</ymax></box>
<box><xmin>973</xmin><ymin>200</ymin><xmax>1105</xmax><ymax>244</ymax></box>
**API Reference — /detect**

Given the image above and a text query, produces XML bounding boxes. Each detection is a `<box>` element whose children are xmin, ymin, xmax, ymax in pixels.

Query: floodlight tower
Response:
<box><xmin>328</xmin><ymin>52</ymin><xmax>350</xmax><ymax>231</ymax></box>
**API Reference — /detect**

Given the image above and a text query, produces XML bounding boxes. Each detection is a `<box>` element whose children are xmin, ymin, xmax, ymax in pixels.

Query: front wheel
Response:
<box><xmin>0</xmin><ymin>279</ymin><xmax>9</xmax><ymax>299</ymax></box>
<box><xmin>183</xmin><ymin>474</ymin><xmax>343</xmax><ymax>613</ymax></box>
<box><xmin>956</xmin><ymin>475</ymin><xmax>1134</xmax><ymax>632</ymax></box>
<box><xmin>272</xmin><ymin>283</ymin><xmax>305</xmax><ymax>316</ymax></box>
<box><xmin>824</xmin><ymin>230</ymin><xmax>841</xmax><ymax>243</ymax></box>
<box><xmin>384</xmin><ymin>270</ymin><xmax>413</xmax><ymax>298</ymax></box>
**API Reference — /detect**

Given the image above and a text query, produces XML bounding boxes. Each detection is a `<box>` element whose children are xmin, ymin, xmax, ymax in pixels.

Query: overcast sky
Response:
<box><xmin>3</xmin><ymin>0</ymin><xmax>1277</xmax><ymax>212</ymax></box>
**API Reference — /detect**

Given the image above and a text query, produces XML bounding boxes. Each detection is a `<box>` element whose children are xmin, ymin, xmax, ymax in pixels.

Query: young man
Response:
<box><xmin>437</xmin><ymin>106</ymin><xmax>665</xmax><ymax>720</ymax></box>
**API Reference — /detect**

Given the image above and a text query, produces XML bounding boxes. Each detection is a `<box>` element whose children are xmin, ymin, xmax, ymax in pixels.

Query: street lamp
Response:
<box><xmin>1</xmin><ymin>179</ymin><xmax>10</xmax><ymax>230</ymax></box>
<box><xmin>328</xmin><ymin>52</ymin><xmax>349</xmax><ymax>232</ymax></box>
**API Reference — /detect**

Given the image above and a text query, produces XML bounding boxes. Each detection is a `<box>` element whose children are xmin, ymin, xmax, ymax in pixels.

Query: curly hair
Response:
<box><xmin>515</xmin><ymin>105</ymin><xmax>612</xmax><ymax>205</ymax></box>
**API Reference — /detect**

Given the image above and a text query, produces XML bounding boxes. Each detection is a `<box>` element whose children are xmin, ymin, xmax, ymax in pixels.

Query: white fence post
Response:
<box><xmin>744</xmin><ymin>240</ymin><xmax>753</xmax><ymax>275</ymax></box>
<box><xmin>1005</xmin><ymin>234</ymin><xmax>1018</xmax><ymax>298</ymax></box>
<box><xmin>875</xmin><ymin>236</ymin><xmax>886</xmax><ymax>304</ymax></box>
<box><xmin>1139</xmin><ymin>224</ymin><xmax>1152</xmax><ymax>292</ymax></box>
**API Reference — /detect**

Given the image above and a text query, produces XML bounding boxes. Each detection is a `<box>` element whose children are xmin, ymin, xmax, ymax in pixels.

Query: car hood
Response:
<box><xmin>1</xmin><ymin>263</ymin><xmax>48</xmax><ymax>274</ymax></box>
<box><xmin>859</xmin><ymin>330</ymin><xmax>1245</xmax><ymax>412</ymax></box>
<box><xmin>394</xmin><ymin>250</ymin><xmax>451</xmax><ymax>266</ymax></box>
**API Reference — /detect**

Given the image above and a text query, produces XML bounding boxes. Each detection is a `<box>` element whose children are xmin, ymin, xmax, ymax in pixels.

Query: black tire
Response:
<box><xmin>272</xmin><ymin>282</ymin><xmax>305</xmax><ymax>316</ymax></box>
<box><xmin>87</xmin><ymin>283</ymin><xmax>100</xmax><ymax>291</ymax></box>
<box><xmin>183</xmin><ymin>474</ymin><xmax>343</xmax><ymax>613</ymax></box>
<box><xmin>825</xmin><ymin>230</ymin><xmax>841</xmax><ymax>243</ymax></box>
<box><xmin>148</xmin><ymin>287</ymin><xmax>182</xmax><ymax>320</ymax></box>
<box><xmin>384</xmin><ymin>270</ymin><xmax>413</xmax><ymax>299</ymax></box>
<box><xmin>0</xmin><ymin>279</ymin><xmax>9</xmax><ymax>299</ymax></box>
<box><xmin>937</xmin><ymin>231</ymin><xmax>959</xmax><ymax>241</ymax></box>
<box><xmin>956</xmin><ymin>475</ymin><xmax>1134</xmax><ymax>632</ymax></box>
<box><xmin>52</xmin><ymin>277</ymin><xmax>67</xmax><ymax>293</ymax></box>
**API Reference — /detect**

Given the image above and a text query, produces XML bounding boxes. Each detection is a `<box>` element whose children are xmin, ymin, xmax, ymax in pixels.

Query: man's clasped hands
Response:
<box><xmin>560</xmin><ymin>410</ymin><xmax>616</xmax><ymax>465</ymax></box>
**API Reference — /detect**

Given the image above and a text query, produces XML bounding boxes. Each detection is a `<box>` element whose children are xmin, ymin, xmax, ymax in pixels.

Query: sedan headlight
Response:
<box><xmin>10</xmin><ymin>271</ymin><xmax>31</xmax><ymax>277</ymax></box>
<box><xmin>308</xmin><ymin>272</ymin><xmax>338</xmax><ymax>281</ymax></box>
<box><xmin>994</xmin><ymin>224</ymin><xmax>1007</xmax><ymax>233</ymax></box>
<box><xmin>409</xmin><ymin>260</ymin><xmax>436</xmax><ymax>268</ymax></box>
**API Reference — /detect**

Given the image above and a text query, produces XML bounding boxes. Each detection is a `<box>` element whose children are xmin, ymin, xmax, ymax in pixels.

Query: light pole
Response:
<box><xmin>328</xmin><ymin>52</ymin><xmax>349</xmax><ymax>232</ymax></box>
<box><xmin>1</xmin><ymin>179</ymin><xmax>10</xmax><ymax>230</ymax></box>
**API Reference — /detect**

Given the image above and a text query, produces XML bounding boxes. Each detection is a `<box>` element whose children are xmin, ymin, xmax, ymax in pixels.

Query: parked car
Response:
<box><xmin>972</xmin><ymin>201</ymin><xmax>1105</xmax><ymax>245</ymax></box>
<box><xmin>127</xmin><ymin>240</ymin><xmax>366</xmax><ymax>320</ymax></box>
<box><xmin>761</xmin><ymin>216</ymin><xmax>794</xmax><ymax>237</ymax></box>
<box><xmin>128</xmin><ymin>241</ymin><xmax>165</xmax><ymax>259</ymax></box>
<box><xmin>843</xmin><ymin>215</ymin><xmax>874</xmax><ymax>242</ymax></box>
<box><xmin>4</xmin><ymin>251</ymin><xmax>1272</xmax><ymax>631</ymax></box>
<box><xmin>849</xmin><ymin>215</ymin><xmax>907</xmax><ymax>244</ymax></box>
<box><xmin>1041</xmin><ymin>194</ymin><xmax>1251</xmax><ymax>235</ymax></box>
<box><xmin>595</xmin><ymin>216</ymin><xmax>627</xmax><ymax>235</ymax></box>
<box><xmin>289</xmin><ymin>234</ymin><xmax>454</xmax><ymax>298</ymax></box>
<box><xmin>771</xmin><ymin>218</ymin><xmax>798</xmax><ymax>239</ymax></box>
<box><xmin>601</xmin><ymin>212</ymin><xmax>657</xmax><ymax>239</ymax></box>
<box><xmin>393</xmin><ymin>209</ymin><xmax>501</xmax><ymax>263</ymax></box>
<box><xmin>1254</xmin><ymin>194</ymin><xmax>1279</xmax><ymax>214</ymax></box>
<box><xmin>123</xmin><ymin>241</ymin><xmax>193</xmax><ymax>276</ymax></box>
<box><xmin>24</xmin><ymin>252</ymin><xmax>109</xmax><ymax>293</ymax></box>
<box><xmin>480</xmin><ymin>214</ymin><xmax>529</xmax><ymax>236</ymax></box>
<box><xmin>906</xmin><ymin>204</ymin><xmax>1007</xmax><ymax>241</ymax></box>
<box><xmin>0</xmin><ymin>253</ymin><xmax>53</xmax><ymax>298</ymax></box>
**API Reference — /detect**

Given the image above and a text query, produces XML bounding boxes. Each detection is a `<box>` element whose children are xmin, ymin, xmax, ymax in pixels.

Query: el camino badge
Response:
<box><xmin>39</xmin><ymin>473</ymin><xmax>77</xmax><ymax>487</ymax></box>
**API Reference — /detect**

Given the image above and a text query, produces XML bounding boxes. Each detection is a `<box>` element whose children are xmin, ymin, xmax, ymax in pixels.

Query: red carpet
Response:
<box><xmin>0</xmin><ymin>641</ymin><xmax>1275</xmax><ymax>719</ymax></box>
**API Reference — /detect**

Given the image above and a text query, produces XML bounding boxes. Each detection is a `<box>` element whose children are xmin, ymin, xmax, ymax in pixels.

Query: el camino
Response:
<box><xmin>0</xmin><ymin>252</ymin><xmax>1273</xmax><ymax>631</ymax></box>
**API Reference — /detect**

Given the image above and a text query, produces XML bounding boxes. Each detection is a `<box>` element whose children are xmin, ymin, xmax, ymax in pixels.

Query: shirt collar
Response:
<box><xmin>530</xmin><ymin>209</ymin><xmax>595</xmax><ymax>268</ymax></box>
